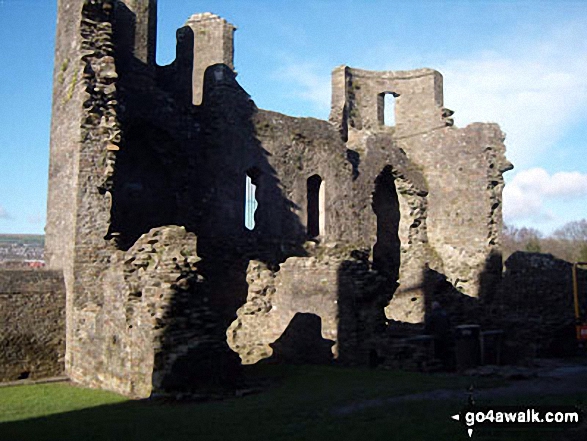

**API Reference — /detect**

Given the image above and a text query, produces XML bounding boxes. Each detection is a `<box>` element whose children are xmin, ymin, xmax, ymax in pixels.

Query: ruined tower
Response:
<box><xmin>185</xmin><ymin>13</ymin><xmax>236</xmax><ymax>105</ymax></box>
<box><xmin>45</xmin><ymin>0</ymin><xmax>511</xmax><ymax>398</ymax></box>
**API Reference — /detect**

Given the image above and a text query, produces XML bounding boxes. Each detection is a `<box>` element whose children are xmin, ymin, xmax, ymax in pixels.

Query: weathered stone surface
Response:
<box><xmin>78</xmin><ymin>226</ymin><xmax>242</xmax><ymax>398</ymax></box>
<box><xmin>40</xmin><ymin>0</ymin><xmax>515</xmax><ymax>397</ymax></box>
<box><xmin>0</xmin><ymin>270</ymin><xmax>65</xmax><ymax>382</ymax></box>
<box><xmin>492</xmin><ymin>252</ymin><xmax>587</xmax><ymax>361</ymax></box>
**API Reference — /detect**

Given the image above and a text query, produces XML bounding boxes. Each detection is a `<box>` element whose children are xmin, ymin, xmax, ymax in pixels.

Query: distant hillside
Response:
<box><xmin>0</xmin><ymin>234</ymin><xmax>45</xmax><ymax>246</ymax></box>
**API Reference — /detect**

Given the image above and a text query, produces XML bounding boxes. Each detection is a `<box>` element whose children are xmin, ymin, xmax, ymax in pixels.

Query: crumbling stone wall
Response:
<box><xmin>59</xmin><ymin>0</ymin><xmax>124</xmax><ymax>384</ymax></box>
<box><xmin>44</xmin><ymin>0</ymin><xmax>512</xmax><ymax>397</ymax></box>
<box><xmin>45</xmin><ymin>0</ymin><xmax>87</xmax><ymax>372</ymax></box>
<box><xmin>91</xmin><ymin>226</ymin><xmax>241</xmax><ymax>398</ymax></box>
<box><xmin>329</xmin><ymin>66</ymin><xmax>511</xmax><ymax>317</ymax></box>
<box><xmin>0</xmin><ymin>270</ymin><xmax>65</xmax><ymax>382</ymax></box>
<box><xmin>227</xmin><ymin>246</ymin><xmax>390</xmax><ymax>366</ymax></box>
<box><xmin>185</xmin><ymin>13</ymin><xmax>235</xmax><ymax>105</ymax></box>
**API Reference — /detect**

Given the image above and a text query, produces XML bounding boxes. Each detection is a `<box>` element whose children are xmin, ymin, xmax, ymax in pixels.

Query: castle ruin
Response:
<box><xmin>2</xmin><ymin>0</ymin><xmax>516</xmax><ymax>397</ymax></box>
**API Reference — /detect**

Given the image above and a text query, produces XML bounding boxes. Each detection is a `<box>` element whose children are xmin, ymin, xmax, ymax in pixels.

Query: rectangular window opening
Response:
<box><xmin>384</xmin><ymin>93</ymin><xmax>397</xmax><ymax>126</ymax></box>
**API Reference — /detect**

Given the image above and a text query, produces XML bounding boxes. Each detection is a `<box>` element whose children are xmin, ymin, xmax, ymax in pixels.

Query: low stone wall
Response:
<box><xmin>376</xmin><ymin>252</ymin><xmax>587</xmax><ymax>369</ymax></box>
<box><xmin>495</xmin><ymin>252</ymin><xmax>587</xmax><ymax>360</ymax></box>
<box><xmin>0</xmin><ymin>270</ymin><xmax>66</xmax><ymax>382</ymax></box>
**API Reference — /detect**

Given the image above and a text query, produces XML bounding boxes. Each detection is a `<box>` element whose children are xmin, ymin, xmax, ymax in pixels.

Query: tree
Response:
<box><xmin>502</xmin><ymin>220</ymin><xmax>587</xmax><ymax>262</ymax></box>
<box><xmin>553</xmin><ymin>219</ymin><xmax>587</xmax><ymax>243</ymax></box>
<box><xmin>502</xmin><ymin>224</ymin><xmax>543</xmax><ymax>258</ymax></box>
<box><xmin>553</xmin><ymin>219</ymin><xmax>587</xmax><ymax>262</ymax></box>
<box><xmin>579</xmin><ymin>244</ymin><xmax>587</xmax><ymax>262</ymax></box>
<box><xmin>525</xmin><ymin>237</ymin><xmax>541</xmax><ymax>253</ymax></box>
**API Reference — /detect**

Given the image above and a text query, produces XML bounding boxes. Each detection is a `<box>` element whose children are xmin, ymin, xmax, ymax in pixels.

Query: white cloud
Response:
<box><xmin>275</xmin><ymin>21</ymin><xmax>587</xmax><ymax>171</ymax></box>
<box><xmin>274</xmin><ymin>59</ymin><xmax>331</xmax><ymax>115</ymax></box>
<box><xmin>440</xmin><ymin>22</ymin><xmax>587</xmax><ymax>168</ymax></box>
<box><xmin>504</xmin><ymin>167</ymin><xmax>587</xmax><ymax>221</ymax></box>
<box><xmin>0</xmin><ymin>205</ymin><xmax>11</xmax><ymax>220</ymax></box>
<box><xmin>272</xmin><ymin>20</ymin><xmax>587</xmax><ymax>232</ymax></box>
<box><xmin>514</xmin><ymin>168</ymin><xmax>587</xmax><ymax>198</ymax></box>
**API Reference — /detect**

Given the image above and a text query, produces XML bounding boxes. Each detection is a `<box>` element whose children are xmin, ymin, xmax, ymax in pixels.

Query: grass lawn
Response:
<box><xmin>0</xmin><ymin>365</ymin><xmax>583</xmax><ymax>441</ymax></box>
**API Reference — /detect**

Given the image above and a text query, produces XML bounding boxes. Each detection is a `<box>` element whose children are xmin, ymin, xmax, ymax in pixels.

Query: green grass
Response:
<box><xmin>0</xmin><ymin>365</ymin><xmax>583</xmax><ymax>441</ymax></box>
<box><xmin>0</xmin><ymin>382</ymin><xmax>126</xmax><ymax>423</ymax></box>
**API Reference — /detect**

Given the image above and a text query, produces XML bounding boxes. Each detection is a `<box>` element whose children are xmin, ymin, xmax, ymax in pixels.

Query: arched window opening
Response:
<box><xmin>372</xmin><ymin>166</ymin><xmax>401</xmax><ymax>280</ymax></box>
<box><xmin>378</xmin><ymin>92</ymin><xmax>399</xmax><ymax>127</ymax></box>
<box><xmin>307</xmin><ymin>174</ymin><xmax>324</xmax><ymax>238</ymax></box>
<box><xmin>244</xmin><ymin>169</ymin><xmax>259</xmax><ymax>230</ymax></box>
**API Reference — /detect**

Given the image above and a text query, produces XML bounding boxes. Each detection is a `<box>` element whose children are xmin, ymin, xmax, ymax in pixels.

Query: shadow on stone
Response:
<box><xmin>264</xmin><ymin>313</ymin><xmax>335</xmax><ymax>365</ymax></box>
<box><xmin>87</xmin><ymin>4</ymin><xmax>308</xmax><ymax>398</ymax></box>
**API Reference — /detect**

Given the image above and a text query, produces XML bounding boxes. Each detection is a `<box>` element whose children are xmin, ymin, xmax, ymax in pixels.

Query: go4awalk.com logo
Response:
<box><xmin>451</xmin><ymin>405</ymin><xmax>583</xmax><ymax>437</ymax></box>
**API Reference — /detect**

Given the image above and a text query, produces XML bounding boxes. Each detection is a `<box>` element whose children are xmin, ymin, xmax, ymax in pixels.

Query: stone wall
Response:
<box><xmin>227</xmin><ymin>239</ymin><xmax>400</xmax><ymax>368</ymax></box>
<box><xmin>0</xmin><ymin>270</ymin><xmax>65</xmax><ymax>382</ymax></box>
<box><xmin>44</xmin><ymin>0</ymin><xmax>512</xmax><ymax>397</ymax></box>
<box><xmin>376</xmin><ymin>252</ymin><xmax>587</xmax><ymax>369</ymax></box>
<box><xmin>227</xmin><ymin>249</ymin><xmax>356</xmax><ymax>365</ymax></box>
<box><xmin>400</xmin><ymin>123</ymin><xmax>510</xmax><ymax>298</ymax></box>
<box><xmin>186</xmin><ymin>13</ymin><xmax>235</xmax><ymax>105</ymax></box>
<box><xmin>88</xmin><ymin>226</ymin><xmax>242</xmax><ymax>398</ymax></box>
<box><xmin>45</xmin><ymin>0</ymin><xmax>86</xmax><ymax>373</ymax></box>
<box><xmin>495</xmin><ymin>252</ymin><xmax>587</xmax><ymax>360</ymax></box>
<box><xmin>319</xmin><ymin>65</ymin><xmax>511</xmax><ymax>327</ymax></box>
<box><xmin>330</xmin><ymin>66</ymin><xmax>446</xmax><ymax>136</ymax></box>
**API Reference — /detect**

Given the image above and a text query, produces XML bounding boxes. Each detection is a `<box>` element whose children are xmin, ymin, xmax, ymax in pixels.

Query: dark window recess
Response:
<box><xmin>307</xmin><ymin>174</ymin><xmax>322</xmax><ymax>238</ymax></box>
<box><xmin>372</xmin><ymin>165</ymin><xmax>401</xmax><ymax>280</ymax></box>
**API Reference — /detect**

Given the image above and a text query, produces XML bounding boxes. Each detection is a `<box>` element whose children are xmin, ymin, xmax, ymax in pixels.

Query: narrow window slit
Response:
<box><xmin>307</xmin><ymin>174</ymin><xmax>324</xmax><ymax>238</ymax></box>
<box><xmin>245</xmin><ymin>169</ymin><xmax>259</xmax><ymax>230</ymax></box>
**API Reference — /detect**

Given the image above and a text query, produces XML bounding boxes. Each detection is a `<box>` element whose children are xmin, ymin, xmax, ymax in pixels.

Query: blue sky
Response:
<box><xmin>1</xmin><ymin>0</ymin><xmax>586</xmax><ymax>235</ymax></box>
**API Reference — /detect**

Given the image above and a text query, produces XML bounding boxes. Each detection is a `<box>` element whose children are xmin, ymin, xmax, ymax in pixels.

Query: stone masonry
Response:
<box><xmin>0</xmin><ymin>270</ymin><xmax>65</xmax><ymax>382</ymax></box>
<box><xmin>41</xmin><ymin>0</ymin><xmax>512</xmax><ymax>397</ymax></box>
